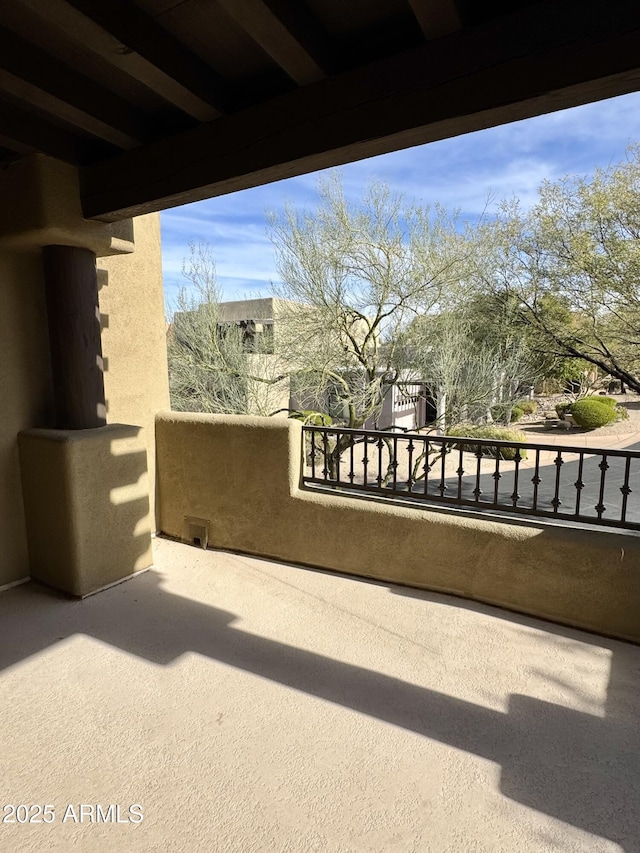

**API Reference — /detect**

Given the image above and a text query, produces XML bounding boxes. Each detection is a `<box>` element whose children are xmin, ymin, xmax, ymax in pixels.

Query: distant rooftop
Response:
<box><xmin>217</xmin><ymin>297</ymin><xmax>302</xmax><ymax>323</ymax></box>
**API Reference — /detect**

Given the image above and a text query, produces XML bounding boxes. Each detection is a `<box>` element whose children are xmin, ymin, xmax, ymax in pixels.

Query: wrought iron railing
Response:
<box><xmin>302</xmin><ymin>425</ymin><xmax>640</xmax><ymax>531</ymax></box>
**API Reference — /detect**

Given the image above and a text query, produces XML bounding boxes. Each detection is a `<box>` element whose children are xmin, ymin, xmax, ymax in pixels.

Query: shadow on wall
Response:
<box><xmin>0</xmin><ymin>249</ymin><xmax>54</xmax><ymax>585</ymax></box>
<box><xmin>0</xmin><ymin>563</ymin><xmax>639</xmax><ymax>850</ymax></box>
<box><xmin>18</xmin><ymin>423</ymin><xmax>152</xmax><ymax>596</ymax></box>
<box><xmin>105</xmin><ymin>432</ymin><xmax>153</xmax><ymax>572</ymax></box>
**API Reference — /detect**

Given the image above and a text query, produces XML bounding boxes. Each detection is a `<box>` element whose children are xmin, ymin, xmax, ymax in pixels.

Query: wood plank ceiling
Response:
<box><xmin>0</xmin><ymin>0</ymin><xmax>639</xmax><ymax>221</ymax></box>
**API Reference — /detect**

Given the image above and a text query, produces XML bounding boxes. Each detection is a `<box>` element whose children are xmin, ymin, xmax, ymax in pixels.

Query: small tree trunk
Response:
<box><xmin>436</xmin><ymin>391</ymin><xmax>447</xmax><ymax>435</ymax></box>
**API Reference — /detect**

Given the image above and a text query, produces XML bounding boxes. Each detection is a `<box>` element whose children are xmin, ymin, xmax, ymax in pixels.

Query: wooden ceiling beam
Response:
<box><xmin>0</xmin><ymin>70</ymin><xmax>140</xmax><ymax>151</ymax></box>
<box><xmin>0</xmin><ymin>98</ymin><xmax>116</xmax><ymax>164</ymax></box>
<box><xmin>81</xmin><ymin>0</ymin><xmax>640</xmax><ymax>221</ymax></box>
<box><xmin>0</xmin><ymin>100</ymin><xmax>82</xmax><ymax>162</ymax></box>
<box><xmin>408</xmin><ymin>0</ymin><xmax>462</xmax><ymax>40</ymax></box>
<box><xmin>65</xmin><ymin>0</ymin><xmax>230</xmax><ymax>115</ymax></box>
<box><xmin>0</xmin><ymin>25</ymin><xmax>147</xmax><ymax>148</ymax></box>
<box><xmin>15</xmin><ymin>0</ymin><xmax>218</xmax><ymax>121</ymax></box>
<box><xmin>216</xmin><ymin>0</ymin><xmax>329</xmax><ymax>85</ymax></box>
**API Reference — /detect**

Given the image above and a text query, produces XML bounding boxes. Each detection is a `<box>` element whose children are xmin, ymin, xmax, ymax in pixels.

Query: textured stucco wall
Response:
<box><xmin>156</xmin><ymin>412</ymin><xmax>640</xmax><ymax>642</ymax></box>
<box><xmin>0</xmin><ymin>157</ymin><xmax>168</xmax><ymax>588</ymax></box>
<box><xmin>18</xmin><ymin>425</ymin><xmax>152</xmax><ymax>596</ymax></box>
<box><xmin>0</xmin><ymin>249</ymin><xmax>53</xmax><ymax>587</ymax></box>
<box><xmin>98</xmin><ymin>214</ymin><xmax>170</xmax><ymax>528</ymax></box>
<box><xmin>0</xmin><ymin>155</ymin><xmax>133</xmax><ymax>255</ymax></box>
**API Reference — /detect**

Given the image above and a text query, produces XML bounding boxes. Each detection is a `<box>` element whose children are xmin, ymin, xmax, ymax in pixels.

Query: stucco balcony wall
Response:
<box><xmin>155</xmin><ymin>413</ymin><xmax>640</xmax><ymax>643</ymax></box>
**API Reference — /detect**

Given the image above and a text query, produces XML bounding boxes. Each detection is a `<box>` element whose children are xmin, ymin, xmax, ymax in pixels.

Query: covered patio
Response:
<box><xmin>2</xmin><ymin>537</ymin><xmax>639</xmax><ymax>852</ymax></box>
<box><xmin>3</xmin><ymin>0</ymin><xmax>640</xmax><ymax>598</ymax></box>
<box><xmin>2</xmin><ymin>3</ymin><xmax>640</xmax><ymax>849</ymax></box>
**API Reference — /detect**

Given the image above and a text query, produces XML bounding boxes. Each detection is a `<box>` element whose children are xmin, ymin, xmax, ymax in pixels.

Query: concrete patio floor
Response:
<box><xmin>1</xmin><ymin>537</ymin><xmax>639</xmax><ymax>852</ymax></box>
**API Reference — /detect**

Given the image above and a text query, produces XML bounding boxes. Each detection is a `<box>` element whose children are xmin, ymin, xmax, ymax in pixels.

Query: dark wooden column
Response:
<box><xmin>42</xmin><ymin>245</ymin><xmax>106</xmax><ymax>429</ymax></box>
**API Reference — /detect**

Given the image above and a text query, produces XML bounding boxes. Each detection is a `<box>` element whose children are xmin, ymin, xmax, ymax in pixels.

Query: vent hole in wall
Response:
<box><xmin>183</xmin><ymin>516</ymin><xmax>210</xmax><ymax>550</ymax></box>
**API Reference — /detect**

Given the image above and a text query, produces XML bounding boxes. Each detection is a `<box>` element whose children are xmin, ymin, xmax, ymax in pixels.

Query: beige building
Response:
<box><xmin>172</xmin><ymin>296</ymin><xmax>295</xmax><ymax>416</ymax></box>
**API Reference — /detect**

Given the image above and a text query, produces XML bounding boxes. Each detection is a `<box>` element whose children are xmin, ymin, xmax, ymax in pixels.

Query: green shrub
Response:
<box><xmin>516</xmin><ymin>399</ymin><xmax>537</xmax><ymax>416</ymax></box>
<box><xmin>570</xmin><ymin>398</ymin><xmax>618</xmax><ymax>429</ymax></box>
<box><xmin>587</xmin><ymin>396</ymin><xmax>629</xmax><ymax>420</ymax></box>
<box><xmin>447</xmin><ymin>424</ymin><xmax>528</xmax><ymax>460</ymax></box>
<box><xmin>588</xmin><ymin>395</ymin><xmax>629</xmax><ymax>420</ymax></box>
<box><xmin>590</xmin><ymin>395</ymin><xmax>617</xmax><ymax>408</ymax></box>
<box><xmin>490</xmin><ymin>404</ymin><xmax>524</xmax><ymax>423</ymax></box>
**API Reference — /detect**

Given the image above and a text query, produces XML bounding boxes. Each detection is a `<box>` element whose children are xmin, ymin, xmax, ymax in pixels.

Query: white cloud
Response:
<box><xmin>161</xmin><ymin>91</ymin><xmax>640</xmax><ymax>306</ymax></box>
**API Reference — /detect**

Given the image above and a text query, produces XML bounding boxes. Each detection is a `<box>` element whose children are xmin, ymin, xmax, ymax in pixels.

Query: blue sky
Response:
<box><xmin>161</xmin><ymin>91</ymin><xmax>640</xmax><ymax>310</ymax></box>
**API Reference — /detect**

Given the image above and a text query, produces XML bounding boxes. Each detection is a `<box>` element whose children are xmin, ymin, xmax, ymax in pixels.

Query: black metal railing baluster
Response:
<box><xmin>595</xmin><ymin>453</ymin><xmax>609</xmax><ymax>519</ymax></box>
<box><xmin>376</xmin><ymin>436</ymin><xmax>384</xmax><ymax>487</ymax></box>
<box><xmin>362</xmin><ymin>437</ymin><xmax>369</xmax><ymax>486</ymax></box>
<box><xmin>407</xmin><ymin>438</ymin><xmax>415</xmax><ymax>493</ymax></box>
<box><xmin>392</xmin><ymin>436</ymin><xmax>398</xmax><ymax>492</ymax></box>
<box><xmin>492</xmin><ymin>453</ymin><xmax>501</xmax><ymax>505</ymax></box>
<box><xmin>423</xmin><ymin>439</ymin><xmax>430</xmax><ymax>495</ymax></box>
<box><xmin>473</xmin><ymin>447</ymin><xmax>482</xmax><ymax>502</ymax></box>
<box><xmin>532</xmin><ymin>449</ymin><xmax>541</xmax><ymax>510</ymax></box>
<box><xmin>438</xmin><ymin>443</ymin><xmax>447</xmax><ymax>496</ymax></box>
<box><xmin>336</xmin><ymin>431</ymin><xmax>341</xmax><ymax>483</ymax></box>
<box><xmin>511</xmin><ymin>448</ymin><xmax>521</xmax><ymax>507</ymax></box>
<box><xmin>552</xmin><ymin>451</ymin><xmax>563</xmax><ymax>512</ymax></box>
<box><xmin>310</xmin><ymin>430</ymin><xmax>316</xmax><ymax>479</ymax></box>
<box><xmin>349</xmin><ymin>439</ymin><xmax>355</xmax><ymax>483</ymax></box>
<box><xmin>620</xmin><ymin>456</ymin><xmax>632</xmax><ymax>523</ymax></box>
<box><xmin>574</xmin><ymin>452</ymin><xmax>585</xmax><ymax>517</ymax></box>
<box><xmin>457</xmin><ymin>446</ymin><xmax>464</xmax><ymax>501</ymax></box>
<box><xmin>322</xmin><ymin>429</ymin><xmax>329</xmax><ymax>481</ymax></box>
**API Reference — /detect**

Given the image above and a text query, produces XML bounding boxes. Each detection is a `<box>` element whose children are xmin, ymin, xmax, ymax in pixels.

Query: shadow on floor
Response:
<box><xmin>1</xmin><ymin>556</ymin><xmax>639</xmax><ymax>850</ymax></box>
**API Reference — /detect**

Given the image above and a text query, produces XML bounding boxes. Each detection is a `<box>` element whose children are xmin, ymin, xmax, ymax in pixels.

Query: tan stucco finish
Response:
<box><xmin>0</xmin><ymin>155</ymin><xmax>134</xmax><ymax>256</ymax></box>
<box><xmin>98</xmin><ymin>213</ymin><xmax>170</xmax><ymax>528</ymax></box>
<box><xmin>0</xmin><ymin>160</ymin><xmax>169</xmax><ymax>588</ymax></box>
<box><xmin>156</xmin><ymin>412</ymin><xmax>640</xmax><ymax>642</ymax></box>
<box><xmin>18</xmin><ymin>425</ymin><xmax>152</xmax><ymax>597</ymax></box>
<box><xmin>0</xmin><ymin>249</ymin><xmax>53</xmax><ymax>586</ymax></box>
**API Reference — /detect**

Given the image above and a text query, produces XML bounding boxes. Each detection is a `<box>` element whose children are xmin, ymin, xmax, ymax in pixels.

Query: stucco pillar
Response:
<box><xmin>19</xmin><ymin>425</ymin><xmax>152</xmax><ymax>597</ymax></box>
<box><xmin>43</xmin><ymin>245</ymin><xmax>107</xmax><ymax>430</ymax></box>
<box><xmin>0</xmin><ymin>157</ymin><xmax>157</xmax><ymax>596</ymax></box>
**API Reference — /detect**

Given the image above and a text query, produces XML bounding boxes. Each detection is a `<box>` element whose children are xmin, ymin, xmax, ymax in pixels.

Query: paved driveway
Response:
<box><xmin>437</xmin><ymin>439</ymin><xmax>640</xmax><ymax>525</ymax></box>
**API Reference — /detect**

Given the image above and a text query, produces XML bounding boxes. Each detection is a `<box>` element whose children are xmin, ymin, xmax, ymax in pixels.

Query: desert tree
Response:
<box><xmin>405</xmin><ymin>305</ymin><xmax>540</xmax><ymax>429</ymax></box>
<box><xmin>268</xmin><ymin>172</ymin><xmax>476</xmax><ymax>430</ymax></box>
<box><xmin>483</xmin><ymin>146</ymin><xmax>640</xmax><ymax>393</ymax></box>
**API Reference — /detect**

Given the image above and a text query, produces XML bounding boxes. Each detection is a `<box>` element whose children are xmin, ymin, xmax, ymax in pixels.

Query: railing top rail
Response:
<box><xmin>302</xmin><ymin>424</ymin><xmax>640</xmax><ymax>459</ymax></box>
